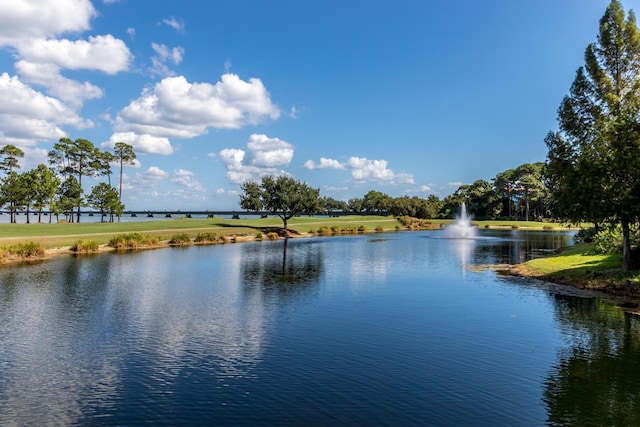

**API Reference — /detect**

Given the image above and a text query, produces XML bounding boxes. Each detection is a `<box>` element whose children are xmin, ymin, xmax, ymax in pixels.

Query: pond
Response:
<box><xmin>1</xmin><ymin>229</ymin><xmax>639</xmax><ymax>425</ymax></box>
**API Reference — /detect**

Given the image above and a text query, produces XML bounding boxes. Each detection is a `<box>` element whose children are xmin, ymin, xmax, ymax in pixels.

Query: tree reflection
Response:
<box><xmin>544</xmin><ymin>294</ymin><xmax>640</xmax><ymax>425</ymax></box>
<box><xmin>241</xmin><ymin>238</ymin><xmax>323</xmax><ymax>300</ymax></box>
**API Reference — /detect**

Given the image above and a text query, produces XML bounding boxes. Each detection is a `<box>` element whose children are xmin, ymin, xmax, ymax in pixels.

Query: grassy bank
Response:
<box><xmin>512</xmin><ymin>244</ymin><xmax>640</xmax><ymax>302</ymax></box>
<box><xmin>0</xmin><ymin>216</ymin><xmax>403</xmax><ymax>248</ymax></box>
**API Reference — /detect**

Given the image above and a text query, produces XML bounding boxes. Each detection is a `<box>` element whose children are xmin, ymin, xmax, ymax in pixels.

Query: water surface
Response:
<box><xmin>1</xmin><ymin>230</ymin><xmax>639</xmax><ymax>425</ymax></box>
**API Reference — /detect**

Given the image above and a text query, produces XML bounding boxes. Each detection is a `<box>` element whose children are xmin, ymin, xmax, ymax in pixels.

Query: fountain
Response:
<box><xmin>444</xmin><ymin>202</ymin><xmax>477</xmax><ymax>239</ymax></box>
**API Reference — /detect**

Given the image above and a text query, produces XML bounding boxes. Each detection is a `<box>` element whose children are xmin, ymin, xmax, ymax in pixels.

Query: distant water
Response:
<box><xmin>1</xmin><ymin>229</ymin><xmax>640</xmax><ymax>425</ymax></box>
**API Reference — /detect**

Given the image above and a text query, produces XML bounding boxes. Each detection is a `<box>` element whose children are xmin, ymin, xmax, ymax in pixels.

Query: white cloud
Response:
<box><xmin>143</xmin><ymin>166</ymin><xmax>169</xmax><ymax>180</ymax></box>
<box><xmin>303</xmin><ymin>157</ymin><xmax>344</xmax><ymax>170</ymax></box>
<box><xmin>162</xmin><ymin>17</ymin><xmax>185</xmax><ymax>32</ymax></box>
<box><xmin>17</xmin><ymin>35</ymin><xmax>132</xmax><ymax>75</ymax></box>
<box><xmin>219</xmin><ymin>134</ymin><xmax>293</xmax><ymax>184</ymax></box>
<box><xmin>16</xmin><ymin>61</ymin><xmax>103</xmax><ymax>107</ymax></box>
<box><xmin>127</xmin><ymin>27</ymin><xmax>136</xmax><ymax>38</ymax></box>
<box><xmin>347</xmin><ymin>157</ymin><xmax>414</xmax><ymax>184</ymax></box>
<box><xmin>171</xmin><ymin>169</ymin><xmax>205</xmax><ymax>192</ymax></box>
<box><xmin>113</xmin><ymin>74</ymin><xmax>280</xmax><ymax>151</ymax></box>
<box><xmin>0</xmin><ymin>0</ymin><xmax>96</xmax><ymax>45</ymax></box>
<box><xmin>0</xmin><ymin>72</ymin><xmax>93</xmax><ymax>146</ymax></box>
<box><xmin>149</xmin><ymin>43</ymin><xmax>184</xmax><ymax>77</ymax></box>
<box><xmin>104</xmin><ymin>132</ymin><xmax>173</xmax><ymax>155</ymax></box>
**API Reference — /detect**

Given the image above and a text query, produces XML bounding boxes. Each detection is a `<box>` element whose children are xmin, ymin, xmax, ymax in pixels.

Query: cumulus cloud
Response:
<box><xmin>304</xmin><ymin>155</ymin><xmax>414</xmax><ymax>184</ymax></box>
<box><xmin>149</xmin><ymin>43</ymin><xmax>184</xmax><ymax>77</ymax></box>
<box><xmin>219</xmin><ymin>134</ymin><xmax>293</xmax><ymax>184</ymax></box>
<box><xmin>303</xmin><ymin>157</ymin><xmax>344</xmax><ymax>170</ymax></box>
<box><xmin>16</xmin><ymin>61</ymin><xmax>103</xmax><ymax>107</ymax></box>
<box><xmin>0</xmin><ymin>72</ymin><xmax>93</xmax><ymax>146</ymax></box>
<box><xmin>103</xmin><ymin>132</ymin><xmax>173</xmax><ymax>155</ymax></box>
<box><xmin>112</xmin><ymin>74</ymin><xmax>280</xmax><ymax>153</ymax></box>
<box><xmin>171</xmin><ymin>169</ymin><xmax>205</xmax><ymax>192</ymax></box>
<box><xmin>0</xmin><ymin>0</ymin><xmax>133</xmax><ymax>147</ymax></box>
<box><xmin>0</xmin><ymin>0</ymin><xmax>96</xmax><ymax>45</ymax></box>
<box><xmin>16</xmin><ymin>35</ymin><xmax>132</xmax><ymax>74</ymax></box>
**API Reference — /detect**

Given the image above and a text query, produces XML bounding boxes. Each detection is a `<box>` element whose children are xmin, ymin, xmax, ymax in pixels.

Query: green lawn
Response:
<box><xmin>0</xmin><ymin>216</ymin><xmax>402</xmax><ymax>248</ymax></box>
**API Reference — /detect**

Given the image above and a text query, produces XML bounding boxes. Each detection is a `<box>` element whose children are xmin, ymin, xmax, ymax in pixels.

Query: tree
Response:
<box><xmin>0</xmin><ymin>144</ymin><xmax>24</xmax><ymax>174</ymax></box>
<box><xmin>30</xmin><ymin>164</ymin><xmax>61</xmax><ymax>223</ymax></box>
<box><xmin>87</xmin><ymin>183</ymin><xmax>123</xmax><ymax>222</ymax></box>
<box><xmin>239</xmin><ymin>176</ymin><xmax>321</xmax><ymax>232</ymax></box>
<box><xmin>56</xmin><ymin>176</ymin><xmax>82</xmax><ymax>223</ymax></box>
<box><xmin>545</xmin><ymin>0</ymin><xmax>640</xmax><ymax>270</ymax></box>
<box><xmin>0</xmin><ymin>172</ymin><xmax>30</xmax><ymax>223</ymax></box>
<box><xmin>49</xmin><ymin>138</ymin><xmax>101</xmax><ymax>222</ymax></box>
<box><xmin>113</xmin><ymin>142</ymin><xmax>136</xmax><ymax>221</ymax></box>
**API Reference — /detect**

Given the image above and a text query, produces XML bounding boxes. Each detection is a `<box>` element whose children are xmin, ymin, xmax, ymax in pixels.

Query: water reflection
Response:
<box><xmin>241</xmin><ymin>238</ymin><xmax>323</xmax><ymax>300</ymax></box>
<box><xmin>544</xmin><ymin>294</ymin><xmax>640</xmax><ymax>426</ymax></box>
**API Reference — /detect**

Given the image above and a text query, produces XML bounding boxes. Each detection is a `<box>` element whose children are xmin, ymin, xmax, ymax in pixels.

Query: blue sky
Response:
<box><xmin>0</xmin><ymin>0</ymin><xmax>630</xmax><ymax>210</ymax></box>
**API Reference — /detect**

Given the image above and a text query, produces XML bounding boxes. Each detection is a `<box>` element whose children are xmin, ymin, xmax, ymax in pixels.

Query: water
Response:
<box><xmin>444</xmin><ymin>202</ymin><xmax>477</xmax><ymax>239</ymax></box>
<box><xmin>1</xmin><ymin>230</ymin><xmax>640</xmax><ymax>425</ymax></box>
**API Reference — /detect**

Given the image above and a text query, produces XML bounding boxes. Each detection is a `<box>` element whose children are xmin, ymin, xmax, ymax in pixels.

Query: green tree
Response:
<box><xmin>87</xmin><ymin>183</ymin><xmax>123</xmax><ymax>222</ymax></box>
<box><xmin>0</xmin><ymin>144</ymin><xmax>24</xmax><ymax>174</ymax></box>
<box><xmin>545</xmin><ymin>0</ymin><xmax>640</xmax><ymax>270</ymax></box>
<box><xmin>30</xmin><ymin>164</ymin><xmax>61</xmax><ymax>223</ymax></box>
<box><xmin>239</xmin><ymin>176</ymin><xmax>321</xmax><ymax>232</ymax></box>
<box><xmin>49</xmin><ymin>138</ymin><xmax>101</xmax><ymax>223</ymax></box>
<box><xmin>113</xmin><ymin>142</ymin><xmax>136</xmax><ymax>220</ymax></box>
<box><xmin>56</xmin><ymin>176</ymin><xmax>82</xmax><ymax>223</ymax></box>
<box><xmin>0</xmin><ymin>172</ymin><xmax>29</xmax><ymax>223</ymax></box>
<box><xmin>322</xmin><ymin>196</ymin><xmax>348</xmax><ymax>215</ymax></box>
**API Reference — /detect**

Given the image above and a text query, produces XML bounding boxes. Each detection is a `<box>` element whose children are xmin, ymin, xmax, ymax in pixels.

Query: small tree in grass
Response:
<box><xmin>239</xmin><ymin>176</ymin><xmax>321</xmax><ymax>232</ymax></box>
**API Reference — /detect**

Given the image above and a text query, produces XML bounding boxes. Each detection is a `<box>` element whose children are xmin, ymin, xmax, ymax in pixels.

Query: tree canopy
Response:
<box><xmin>240</xmin><ymin>176</ymin><xmax>321</xmax><ymax>232</ymax></box>
<box><xmin>545</xmin><ymin>0</ymin><xmax>640</xmax><ymax>270</ymax></box>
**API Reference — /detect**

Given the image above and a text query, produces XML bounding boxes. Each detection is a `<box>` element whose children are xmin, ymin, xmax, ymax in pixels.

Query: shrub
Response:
<box><xmin>319</xmin><ymin>226</ymin><xmax>332</xmax><ymax>236</ymax></box>
<box><xmin>256</xmin><ymin>231</ymin><xmax>263</xmax><ymax>239</ymax></box>
<box><xmin>543</xmin><ymin>225</ymin><xmax>554</xmax><ymax>230</ymax></box>
<box><xmin>574</xmin><ymin>227</ymin><xmax>598</xmax><ymax>244</ymax></box>
<box><xmin>341</xmin><ymin>226</ymin><xmax>356</xmax><ymax>234</ymax></box>
<box><xmin>267</xmin><ymin>232</ymin><xmax>279</xmax><ymax>240</ymax></box>
<box><xmin>71</xmin><ymin>240</ymin><xmax>99</xmax><ymax>254</ymax></box>
<box><xmin>330</xmin><ymin>226</ymin><xmax>340</xmax><ymax>235</ymax></box>
<box><xmin>593</xmin><ymin>227</ymin><xmax>624</xmax><ymax>254</ymax></box>
<box><xmin>511</xmin><ymin>225</ymin><xmax>520</xmax><ymax>229</ymax></box>
<box><xmin>358</xmin><ymin>225</ymin><xmax>367</xmax><ymax>233</ymax></box>
<box><xmin>109</xmin><ymin>233</ymin><xmax>159</xmax><ymax>249</ymax></box>
<box><xmin>1</xmin><ymin>241</ymin><xmax>46</xmax><ymax>259</ymax></box>
<box><xmin>375</xmin><ymin>226</ymin><xmax>384</xmax><ymax>232</ymax></box>
<box><xmin>194</xmin><ymin>232</ymin><xmax>218</xmax><ymax>243</ymax></box>
<box><xmin>169</xmin><ymin>233</ymin><xmax>192</xmax><ymax>246</ymax></box>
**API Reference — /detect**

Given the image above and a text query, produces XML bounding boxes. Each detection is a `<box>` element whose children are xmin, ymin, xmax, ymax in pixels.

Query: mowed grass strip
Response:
<box><xmin>0</xmin><ymin>216</ymin><xmax>402</xmax><ymax>248</ymax></box>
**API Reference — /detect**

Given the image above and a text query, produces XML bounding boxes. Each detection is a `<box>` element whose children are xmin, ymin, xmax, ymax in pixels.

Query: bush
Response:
<box><xmin>267</xmin><ymin>232</ymin><xmax>279</xmax><ymax>240</ymax></box>
<box><xmin>108</xmin><ymin>233</ymin><xmax>159</xmax><ymax>249</ymax></box>
<box><xmin>169</xmin><ymin>233</ymin><xmax>192</xmax><ymax>246</ymax></box>
<box><xmin>341</xmin><ymin>226</ymin><xmax>357</xmax><ymax>234</ymax></box>
<box><xmin>0</xmin><ymin>241</ymin><xmax>46</xmax><ymax>259</ymax></box>
<box><xmin>194</xmin><ymin>232</ymin><xmax>218</xmax><ymax>243</ymax></box>
<box><xmin>256</xmin><ymin>231</ymin><xmax>263</xmax><ymax>239</ymax></box>
<box><xmin>318</xmin><ymin>226</ymin><xmax>332</xmax><ymax>236</ymax></box>
<box><xmin>375</xmin><ymin>226</ymin><xmax>384</xmax><ymax>232</ymax></box>
<box><xmin>574</xmin><ymin>227</ymin><xmax>598</xmax><ymax>244</ymax></box>
<box><xmin>358</xmin><ymin>225</ymin><xmax>367</xmax><ymax>233</ymax></box>
<box><xmin>593</xmin><ymin>227</ymin><xmax>624</xmax><ymax>254</ymax></box>
<box><xmin>71</xmin><ymin>240</ymin><xmax>99</xmax><ymax>253</ymax></box>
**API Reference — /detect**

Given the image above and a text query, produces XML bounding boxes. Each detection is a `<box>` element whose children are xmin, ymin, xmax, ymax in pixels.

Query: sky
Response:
<box><xmin>0</xmin><ymin>0</ymin><xmax>634</xmax><ymax>211</ymax></box>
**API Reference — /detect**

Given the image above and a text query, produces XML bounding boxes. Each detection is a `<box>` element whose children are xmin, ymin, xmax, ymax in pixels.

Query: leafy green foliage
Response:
<box><xmin>71</xmin><ymin>240</ymin><xmax>100</xmax><ymax>253</ymax></box>
<box><xmin>169</xmin><ymin>233</ymin><xmax>192</xmax><ymax>245</ymax></box>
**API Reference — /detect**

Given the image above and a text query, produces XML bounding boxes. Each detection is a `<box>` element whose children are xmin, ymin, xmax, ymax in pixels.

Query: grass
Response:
<box><xmin>71</xmin><ymin>239</ymin><xmax>100</xmax><ymax>254</ymax></box>
<box><xmin>515</xmin><ymin>243</ymin><xmax>640</xmax><ymax>299</ymax></box>
<box><xmin>0</xmin><ymin>216</ymin><xmax>402</xmax><ymax>248</ymax></box>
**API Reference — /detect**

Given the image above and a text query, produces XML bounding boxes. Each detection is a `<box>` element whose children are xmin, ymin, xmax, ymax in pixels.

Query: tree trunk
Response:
<box><xmin>622</xmin><ymin>218</ymin><xmax>632</xmax><ymax>272</ymax></box>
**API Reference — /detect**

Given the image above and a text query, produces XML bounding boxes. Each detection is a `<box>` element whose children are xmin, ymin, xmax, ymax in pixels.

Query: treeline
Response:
<box><xmin>0</xmin><ymin>139</ymin><xmax>136</xmax><ymax>223</ymax></box>
<box><xmin>326</xmin><ymin>162</ymin><xmax>552</xmax><ymax>221</ymax></box>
